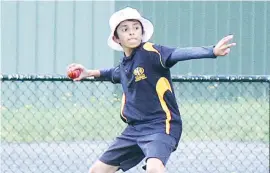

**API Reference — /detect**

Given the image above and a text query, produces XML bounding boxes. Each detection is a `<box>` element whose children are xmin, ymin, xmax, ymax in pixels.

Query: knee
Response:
<box><xmin>89</xmin><ymin>161</ymin><xmax>107</xmax><ymax>173</ymax></box>
<box><xmin>147</xmin><ymin>167</ymin><xmax>164</xmax><ymax>173</ymax></box>
<box><xmin>146</xmin><ymin>158</ymin><xmax>165</xmax><ymax>173</ymax></box>
<box><xmin>88</xmin><ymin>160</ymin><xmax>118</xmax><ymax>173</ymax></box>
<box><xmin>89</xmin><ymin>164</ymin><xmax>99</xmax><ymax>173</ymax></box>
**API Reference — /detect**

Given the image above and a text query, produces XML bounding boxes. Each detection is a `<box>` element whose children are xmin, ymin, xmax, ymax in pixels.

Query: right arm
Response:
<box><xmin>66</xmin><ymin>63</ymin><xmax>120</xmax><ymax>83</ymax></box>
<box><xmin>99</xmin><ymin>66</ymin><xmax>120</xmax><ymax>83</ymax></box>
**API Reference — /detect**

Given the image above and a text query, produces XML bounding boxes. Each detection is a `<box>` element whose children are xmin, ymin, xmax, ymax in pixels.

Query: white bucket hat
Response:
<box><xmin>107</xmin><ymin>7</ymin><xmax>154</xmax><ymax>51</ymax></box>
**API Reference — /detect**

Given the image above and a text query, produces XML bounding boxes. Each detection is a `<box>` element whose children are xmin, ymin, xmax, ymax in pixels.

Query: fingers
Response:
<box><xmin>66</xmin><ymin>63</ymin><xmax>84</xmax><ymax>72</ymax></box>
<box><xmin>217</xmin><ymin>35</ymin><xmax>234</xmax><ymax>47</ymax></box>
<box><xmin>73</xmin><ymin>73</ymin><xmax>83</xmax><ymax>81</ymax></box>
<box><xmin>73</xmin><ymin>77</ymin><xmax>81</xmax><ymax>82</ymax></box>
<box><xmin>66</xmin><ymin>63</ymin><xmax>77</xmax><ymax>70</ymax></box>
<box><xmin>218</xmin><ymin>35</ymin><xmax>236</xmax><ymax>53</ymax></box>
<box><xmin>226</xmin><ymin>42</ymin><xmax>236</xmax><ymax>48</ymax></box>
<box><xmin>220</xmin><ymin>42</ymin><xmax>236</xmax><ymax>53</ymax></box>
<box><xmin>222</xmin><ymin>35</ymin><xmax>234</xmax><ymax>44</ymax></box>
<box><xmin>224</xmin><ymin>48</ymin><xmax>231</xmax><ymax>55</ymax></box>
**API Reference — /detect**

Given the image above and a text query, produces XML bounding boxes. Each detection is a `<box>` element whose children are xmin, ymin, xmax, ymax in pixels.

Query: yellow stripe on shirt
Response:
<box><xmin>120</xmin><ymin>93</ymin><xmax>127</xmax><ymax>122</ymax></box>
<box><xmin>156</xmin><ymin>77</ymin><xmax>172</xmax><ymax>134</ymax></box>
<box><xmin>143</xmin><ymin>42</ymin><xmax>167</xmax><ymax>68</ymax></box>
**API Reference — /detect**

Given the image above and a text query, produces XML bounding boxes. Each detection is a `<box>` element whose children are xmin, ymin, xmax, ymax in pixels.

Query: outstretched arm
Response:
<box><xmin>166</xmin><ymin>35</ymin><xmax>236</xmax><ymax>67</ymax></box>
<box><xmin>66</xmin><ymin>64</ymin><xmax>120</xmax><ymax>83</ymax></box>
<box><xmin>99</xmin><ymin>66</ymin><xmax>120</xmax><ymax>83</ymax></box>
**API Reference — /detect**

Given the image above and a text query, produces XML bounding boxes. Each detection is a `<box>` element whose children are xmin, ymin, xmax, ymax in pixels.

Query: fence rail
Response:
<box><xmin>1</xmin><ymin>75</ymin><xmax>269</xmax><ymax>173</ymax></box>
<box><xmin>1</xmin><ymin>74</ymin><xmax>270</xmax><ymax>82</ymax></box>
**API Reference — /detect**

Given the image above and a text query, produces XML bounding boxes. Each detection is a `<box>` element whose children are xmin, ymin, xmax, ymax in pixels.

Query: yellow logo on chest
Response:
<box><xmin>133</xmin><ymin>67</ymin><xmax>147</xmax><ymax>82</ymax></box>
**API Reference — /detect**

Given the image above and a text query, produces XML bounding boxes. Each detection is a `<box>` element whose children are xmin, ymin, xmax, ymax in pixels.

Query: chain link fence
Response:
<box><xmin>1</xmin><ymin>75</ymin><xmax>269</xmax><ymax>173</ymax></box>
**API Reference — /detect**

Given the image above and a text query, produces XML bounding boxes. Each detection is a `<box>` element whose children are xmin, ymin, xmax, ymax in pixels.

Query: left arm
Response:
<box><xmin>165</xmin><ymin>35</ymin><xmax>236</xmax><ymax>68</ymax></box>
<box><xmin>166</xmin><ymin>46</ymin><xmax>216</xmax><ymax>67</ymax></box>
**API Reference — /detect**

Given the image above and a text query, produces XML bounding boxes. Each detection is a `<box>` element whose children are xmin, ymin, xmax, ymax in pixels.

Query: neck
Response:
<box><xmin>123</xmin><ymin>47</ymin><xmax>134</xmax><ymax>57</ymax></box>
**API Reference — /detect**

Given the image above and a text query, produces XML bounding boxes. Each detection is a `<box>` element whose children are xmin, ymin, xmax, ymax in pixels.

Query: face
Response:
<box><xmin>113</xmin><ymin>20</ymin><xmax>143</xmax><ymax>49</ymax></box>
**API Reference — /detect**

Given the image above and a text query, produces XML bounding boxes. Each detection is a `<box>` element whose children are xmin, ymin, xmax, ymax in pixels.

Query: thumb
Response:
<box><xmin>73</xmin><ymin>76</ymin><xmax>83</xmax><ymax>81</ymax></box>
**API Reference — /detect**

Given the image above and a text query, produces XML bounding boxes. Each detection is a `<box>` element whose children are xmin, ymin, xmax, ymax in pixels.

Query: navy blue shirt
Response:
<box><xmin>100</xmin><ymin>42</ymin><xmax>216</xmax><ymax>140</ymax></box>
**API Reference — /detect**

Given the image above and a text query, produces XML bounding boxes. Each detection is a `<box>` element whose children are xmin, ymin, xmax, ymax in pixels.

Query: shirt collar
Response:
<box><xmin>122</xmin><ymin>42</ymin><xmax>144</xmax><ymax>61</ymax></box>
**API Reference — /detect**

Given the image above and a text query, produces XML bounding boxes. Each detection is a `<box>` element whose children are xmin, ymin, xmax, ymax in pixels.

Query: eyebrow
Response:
<box><xmin>119</xmin><ymin>22</ymin><xmax>140</xmax><ymax>28</ymax></box>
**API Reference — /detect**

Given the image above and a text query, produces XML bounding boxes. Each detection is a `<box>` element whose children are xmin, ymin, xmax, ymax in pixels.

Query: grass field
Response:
<box><xmin>1</xmin><ymin>98</ymin><xmax>268</xmax><ymax>143</ymax></box>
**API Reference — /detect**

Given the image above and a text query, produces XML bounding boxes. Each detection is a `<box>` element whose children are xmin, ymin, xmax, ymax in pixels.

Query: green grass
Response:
<box><xmin>1</xmin><ymin>99</ymin><xmax>269</xmax><ymax>143</ymax></box>
<box><xmin>180</xmin><ymin>99</ymin><xmax>269</xmax><ymax>142</ymax></box>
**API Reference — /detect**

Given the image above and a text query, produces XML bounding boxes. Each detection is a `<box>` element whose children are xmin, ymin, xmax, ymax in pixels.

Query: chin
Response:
<box><xmin>128</xmin><ymin>42</ymin><xmax>141</xmax><ymax>48</ymax></box>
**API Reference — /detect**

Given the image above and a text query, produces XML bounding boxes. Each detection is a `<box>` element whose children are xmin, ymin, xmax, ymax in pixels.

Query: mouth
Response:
<box><xmin>128</xmin><ymin>38</ymin><xmax>137</xmax><ymax>41</ymax></box>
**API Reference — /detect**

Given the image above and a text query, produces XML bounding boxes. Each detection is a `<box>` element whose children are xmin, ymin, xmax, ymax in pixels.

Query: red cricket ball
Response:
<box><xmin>67</xmin><ymin>69</ymin><xmax>81</xmax><ymax>79</ymax></box>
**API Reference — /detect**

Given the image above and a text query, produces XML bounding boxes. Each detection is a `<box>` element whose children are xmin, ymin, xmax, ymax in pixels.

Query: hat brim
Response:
<box><xmin>107</xmin><ymin>17</ymin><xmax>154</xmax><ymax>52</ymax></box>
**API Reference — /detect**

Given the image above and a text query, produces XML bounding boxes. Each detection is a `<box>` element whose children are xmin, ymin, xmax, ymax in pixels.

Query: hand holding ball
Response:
<box><xmin>67</xmin><ymin>69</ymin><xmax>81</xmax><ymax>79</ymax></box>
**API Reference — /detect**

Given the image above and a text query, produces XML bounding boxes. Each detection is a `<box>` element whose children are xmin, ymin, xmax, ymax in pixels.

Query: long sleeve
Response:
<box><xmin>99</xmin><ymin>66</ymin><xmax>120</xmax><ymax>83</ymax></box>
<box><xmin>166</xmin><ymin>46</ymin><xmax>217</xmax><ymax>68</ymax></box>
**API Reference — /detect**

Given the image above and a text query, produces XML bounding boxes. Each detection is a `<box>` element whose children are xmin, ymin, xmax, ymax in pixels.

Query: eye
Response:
<box><xmin>135</xmin><ymin>26</ymin><xmax>139</xmax><ymax>30</ymax></box>
<box><xmin>122</xmin><ymin>28</ymin><xmax>128</xmax><ymax>32</ymax></box>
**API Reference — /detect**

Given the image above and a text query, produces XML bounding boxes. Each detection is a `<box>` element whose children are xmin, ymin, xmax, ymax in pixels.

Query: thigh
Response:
<box><xmin>138</xmin><ymin>133</ymin><xmax>177</xmax><ymax>169</ymax></box>
<box><xmin>99</xmin><ymin>134</ymin><xmax>145</xmax><ymax>172</ymax></box>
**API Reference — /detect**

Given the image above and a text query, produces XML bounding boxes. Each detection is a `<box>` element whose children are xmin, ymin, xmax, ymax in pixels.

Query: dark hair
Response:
<box><xmin>114</xmin><ymin>19</ymin><xmax>144</xmax><ymax>39</ymax></box>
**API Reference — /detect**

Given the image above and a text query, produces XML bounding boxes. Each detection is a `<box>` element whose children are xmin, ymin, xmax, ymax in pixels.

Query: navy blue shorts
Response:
<box><xmin>99</xmin><ymin>132</ymin><xmax>178</xmax><ymax>172</ymax></box>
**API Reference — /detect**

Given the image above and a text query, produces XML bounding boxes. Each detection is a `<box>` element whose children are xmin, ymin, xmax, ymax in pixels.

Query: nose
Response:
<box><xmin>129</xmin><ymin>29</ymin><xmax>135</xmax><ymax>36</ymax></box>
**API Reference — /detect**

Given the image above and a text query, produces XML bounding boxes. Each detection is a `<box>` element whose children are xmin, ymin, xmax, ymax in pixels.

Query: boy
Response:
<box><xmin>67</xmin><ymin>7</ymin><xmax>236</xmax><ymax>173</ymax></box>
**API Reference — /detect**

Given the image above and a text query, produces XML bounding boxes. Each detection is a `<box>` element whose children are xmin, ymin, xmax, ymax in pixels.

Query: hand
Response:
<box><xmin>66</xmin><ymin>63</ymin><xmax>89</xmax><ymax>81</ymax></box>
<box><xmin>214</xmin><ymin>35</ymin><xmax>236</xmax><ymax>56</ymax></box>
